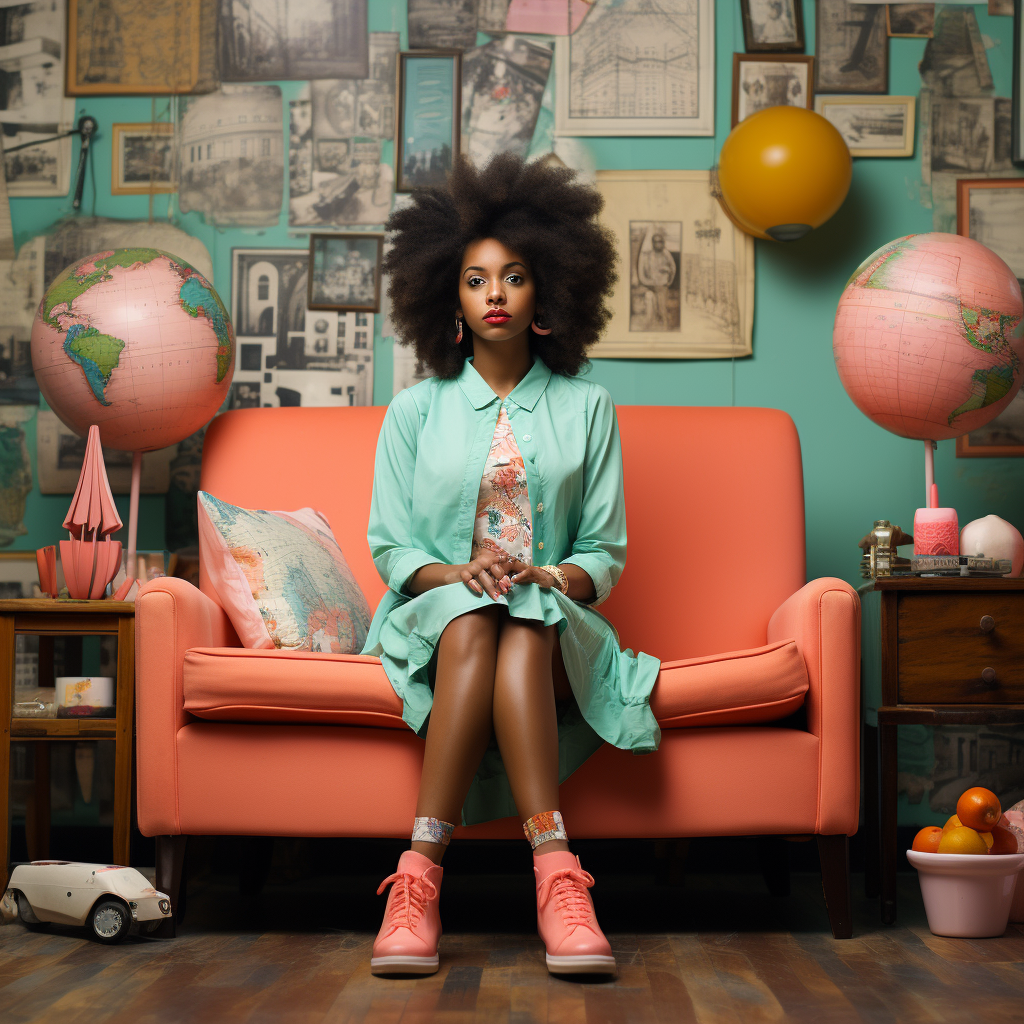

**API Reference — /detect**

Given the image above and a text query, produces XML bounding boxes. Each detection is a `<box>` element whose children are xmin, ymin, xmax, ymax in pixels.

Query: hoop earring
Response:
<box><xmin>454</xmin><ymin>316</ymin><xmax>463</xmax><ymax>345</ymax></box>
<box><xmin>531</xmin><ymin>314</ymin><xmax>552</xmax><ymax>336</ymax></box>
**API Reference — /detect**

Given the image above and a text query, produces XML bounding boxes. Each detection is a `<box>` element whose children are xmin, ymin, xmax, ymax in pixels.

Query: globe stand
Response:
<box><xmin>127</xmin><ymin>451</ymin><xmax>142</xmax><ymax>581</ymax></box>
<box><xmin>924</xmin><ymin>440</ymin><xmax>936</xmax><ymax>509</ymax></box>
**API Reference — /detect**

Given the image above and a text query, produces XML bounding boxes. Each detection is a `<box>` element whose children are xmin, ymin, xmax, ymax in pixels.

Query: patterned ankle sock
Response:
<box><xmin>523</xmin><ymin>810</ymin><xmax>568</xmax><ymax>849</ymax></box>
<box><xmin>411</xmin><ymin>816</ymin><xmax>454</xmax><ymax>846</ymax></box>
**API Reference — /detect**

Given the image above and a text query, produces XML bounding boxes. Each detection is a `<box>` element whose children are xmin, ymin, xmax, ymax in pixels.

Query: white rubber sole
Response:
<box><xmin>545</xmin><ymin>953</ymin><xmax>617</xmax><ymax>975</ymax></box>
<box><xmin>370</xmin><ymin>954</ymin><xmax>440</xmax><ymax>976</ymax></box>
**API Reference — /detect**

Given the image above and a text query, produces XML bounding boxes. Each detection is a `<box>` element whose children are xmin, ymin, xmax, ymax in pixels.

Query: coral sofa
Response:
<box><xmin>136</xmin><ymin>405</ymin><xmax>860</xmax><ymax>937</ymax></box>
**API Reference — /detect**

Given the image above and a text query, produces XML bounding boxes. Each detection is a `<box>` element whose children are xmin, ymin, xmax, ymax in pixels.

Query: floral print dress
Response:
<box><xmin>471</xmin><ymin>404</ymin><xmax>533</xmax><ymax>568</ymax></box>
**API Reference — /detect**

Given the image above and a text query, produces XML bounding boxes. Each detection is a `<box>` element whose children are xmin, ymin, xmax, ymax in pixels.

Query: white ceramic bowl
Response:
<box><xmin>908</xmin><ymin>850</ymin><xmax>1024</xmax><ymax>937</ymax></box>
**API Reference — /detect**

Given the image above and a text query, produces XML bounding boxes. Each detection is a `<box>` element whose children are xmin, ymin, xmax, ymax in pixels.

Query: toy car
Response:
<box><xmin>4</xmin><ymin>861</ymin><xmax>172</xmax><ymax>943</ymax></box>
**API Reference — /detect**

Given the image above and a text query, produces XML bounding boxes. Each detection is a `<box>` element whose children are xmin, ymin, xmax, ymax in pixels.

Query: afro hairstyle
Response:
<box><xmin>383</xmin><ymin>153</ymin><xmax>617</xmax><ymax>379</ymax></box>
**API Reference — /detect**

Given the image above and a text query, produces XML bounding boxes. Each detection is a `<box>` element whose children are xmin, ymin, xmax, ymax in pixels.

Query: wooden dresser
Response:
<box><xmin>866</xmin><ymin>576</ymin><xmax>1024</xmax><ymax>924</ymax></box>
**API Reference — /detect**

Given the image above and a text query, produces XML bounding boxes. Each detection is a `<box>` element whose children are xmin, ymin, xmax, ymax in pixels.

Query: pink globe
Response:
<box><xmin>31</xmin><ymin>248</ymin><xmax>235</xmax><ymax>452</ymax></box>
<box><xmin>833</xmin><ymin>233</ymin><xmax>1024</xmax><ymax>441</ymax></box>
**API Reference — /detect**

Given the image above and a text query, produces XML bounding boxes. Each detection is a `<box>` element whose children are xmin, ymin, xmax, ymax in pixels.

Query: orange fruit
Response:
<box><xmin>989</xmin><ymin>825</ymin><xmax>1020</xmax><ymax>856</ymax></box>
<box><xmin>942</xmin><ymin>814</ymin><xmax>962</xmax><ymax>833</ymax></box>
<box><xmin>938</xmin><ymin>826</ymin><xmax>989</xmax><ymax>855</ymax></box>
<box><xmin>957</xmin><ymin>787</ymin><xmax>1002</xmax><ymax>832</ymax></box>
<box><xmin>982</xmin><ymin>831</ymin><xmax>995</xmax><ymax>850</ymax></box>
<box><xmin>912</xmin><ymin>826</ymin><xmax>943</xmax><ymax>853</ymax></box>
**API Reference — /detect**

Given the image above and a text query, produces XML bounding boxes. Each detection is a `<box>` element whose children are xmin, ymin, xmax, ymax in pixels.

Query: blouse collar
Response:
<box><xmin>457</xmin><ymin>354</ymin><xmax>553</xmax><ymax>412</ymax></box>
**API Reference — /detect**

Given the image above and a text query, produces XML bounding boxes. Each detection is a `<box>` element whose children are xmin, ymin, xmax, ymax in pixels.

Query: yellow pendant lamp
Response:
<box><xmin>717</xmin><ymin>106</ymin><xmax>852</xmax><ymax>242</ymax></box>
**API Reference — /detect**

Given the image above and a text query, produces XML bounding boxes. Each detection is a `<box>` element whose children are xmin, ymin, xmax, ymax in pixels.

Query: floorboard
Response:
<box><xmin>2</xmin><ymin>871</ymin><xmax>1022</xmax><ymax>1023</ymax></box>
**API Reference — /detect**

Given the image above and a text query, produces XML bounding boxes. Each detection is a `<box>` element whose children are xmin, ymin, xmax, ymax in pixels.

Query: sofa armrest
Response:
<box><xmin>767</xmin><ymin>577</ymin><xmax>861</xmax><ymax>836</ymax></box>
<box><xmin>135</xmin><ymin>577</ymin><xmax>239</xmax><ymax>836</ymax></box>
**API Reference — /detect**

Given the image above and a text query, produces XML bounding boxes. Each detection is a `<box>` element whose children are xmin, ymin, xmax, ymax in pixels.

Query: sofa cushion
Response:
<box><xmin>649</xmin><ymin>639</ymin><xmax>808</xmax><ymax>728</ymax></box>
<box><xmin>197</xmin><ymin>490</ymin><xmax>371</xmax><ymax>654</ymax></box>
<box><xmin>183</xmin><ymin>638</ymin><xmax>808</xmax><ymax>731</ymax></box>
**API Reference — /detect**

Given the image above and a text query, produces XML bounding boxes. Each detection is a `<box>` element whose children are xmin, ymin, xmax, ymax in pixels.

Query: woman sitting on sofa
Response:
<box><xmin>363</xmin><ymin>154</ymin><xmax>661</xmax><ymax>977</ymax></box>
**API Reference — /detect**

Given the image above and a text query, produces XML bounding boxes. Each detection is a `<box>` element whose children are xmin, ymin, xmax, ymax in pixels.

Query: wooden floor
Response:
<box><xmin>2</xmin><ymin>867</ymin><xmax>1023</xmax><ymax>1023</ymax></box>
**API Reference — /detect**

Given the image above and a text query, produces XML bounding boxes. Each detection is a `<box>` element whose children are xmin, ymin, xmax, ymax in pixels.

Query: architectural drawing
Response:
<box><xmin>595</xmin><ymin>170</ymin><xmax>753</xmax><ymax>358</ymax></box>
<box><xmin>556</xmin><ymin>0</ymin><xmax>714</xmax><ymax>136</ymax></box>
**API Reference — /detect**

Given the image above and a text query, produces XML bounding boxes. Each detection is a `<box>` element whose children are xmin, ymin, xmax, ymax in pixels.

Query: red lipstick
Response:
<box><xmin>483</xmin><ymin>308</ymin><xmax>511</xmax><ymax>324</ymax></box>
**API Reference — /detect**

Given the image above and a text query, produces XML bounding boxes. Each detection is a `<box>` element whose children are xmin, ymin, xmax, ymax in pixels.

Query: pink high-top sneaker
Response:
<box><xmin>533</xmin><ymin>850</ymin><xmax>616</xmax><ymax>975</ymax></box>
<box><xmin>371</xmin><ymin>849</ymin><xmax>443</xmax><ymax>975</ymax></box>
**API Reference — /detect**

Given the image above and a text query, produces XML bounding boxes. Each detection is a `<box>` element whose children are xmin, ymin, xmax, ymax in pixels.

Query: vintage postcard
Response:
<box><xmin>67</xmin><ymin>0</ymin><xmax>212</xmax><ymax>94</ymax></box>
<box><xmin>886</xmin><ymin>4</ymin><xmax>934</xmax><ymax>38</ymax></box>
<box><xmin>556</xmin><ymin>0</ymin><xmax>714</xmax><ymax>137</ymax></box>
<box><xmin>732</xmin><ymin>55</ymin><xmax>813</xmax><ymax>127</ymax></box>
<box><xmin>462</xmin><ymin>36</ymin><xmax>552</xmax><ymax>165</ymax></box>
<box><xmin>0</xmin><ymin>236</ymin><xmax>43</xmax><ymax>406</ymax></box>
<box><xmin>178</xmin><ymin>84</ymin><xmax>284</xmax><ymax>227</ymax></box>
<box><xmin>311</xmin><ymin>33</ymin><xmax>399</xmax><ymax>142</ymax></box>
<box><xmin>111</xmin><ymin>123</ymin><xmax>176</xmax><ymax>195</ymax></box>
<box><xmin>505</xmin><ymin>0</ymin><xmax>591</xmax><ymax>35</ymax></box>
<box><xmin>408</xmin><ymin>0</ymin><xmax>478</xmax><ymax>50</ymax></box>
<box><xmin>231</xmin><ymin>248</ymin><xmax>374</xmax><ymax>408</ymax></box>
<box><xmin>218</xmin><ymin>0</ymin><xmax>368</xmax><ymax>80</ymax></box>
<box><xmin>740</xmin><ymin>0</ymin><xmax>805</xmax><ymax>52</ymax></box>
<box><xmin>815</xmin><ymin>0</ymin><xmax>888</xmax><ymax>94</ymax></box>
<box><xmin>594</xmin><ymin>170</ymin><xmax>754</xmax><ymax>359</ymax></box>
<box><xmin>814</xmin><ymin>95</ymin><xmax>915</xmax><ymax>156</ymax></box>
<box><xmin>919</xmin><ymin>6</ymin><xmax>992</xmax><ymax>97</ymax></box>
<box><xmin>397</xmin><ymin>52</ymin><xmax>461</xmax><ymax>192</ymax></box>
<box><xmin>36</xmin><ymin>410</ymin><xmax>175</xmax><ymax>494</ymax></box>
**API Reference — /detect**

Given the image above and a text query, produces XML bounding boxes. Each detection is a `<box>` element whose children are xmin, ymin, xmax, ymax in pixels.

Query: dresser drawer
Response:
<box><xmin>897</xmin><ymin>591</ymin><xmax>1024</xmax><ymax>703</ymax></box>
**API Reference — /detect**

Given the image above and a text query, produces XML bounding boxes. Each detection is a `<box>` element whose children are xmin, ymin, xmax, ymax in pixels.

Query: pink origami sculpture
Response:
<box><xmin>60</xmin><ymin>425</ymin><xmax>132</xmax><ymax>600</ymax></box>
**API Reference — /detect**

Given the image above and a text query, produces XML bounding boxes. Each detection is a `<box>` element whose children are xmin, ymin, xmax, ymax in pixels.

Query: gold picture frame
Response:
<box><xmin>813</xmin><ymin>95</ymin><xmax>916</xmax><ymax>158</ymax></box>
<box><xmin>111</xmin><ymin>123</ymin><xmax>176</xmax><ymax>195</ymax></box>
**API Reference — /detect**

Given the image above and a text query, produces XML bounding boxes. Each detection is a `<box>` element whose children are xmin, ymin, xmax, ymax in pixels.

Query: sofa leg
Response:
<box><xmin>817</xmin><ymin>834</ymin><xmax>853</xmax><ymax>939</ymax></box>
<box><xmin>154</xmin><ymin>835</ymin><xmax>188</xmax><ymax>938</ymax></box>
<box><xmin>756</xmin><ymin>837</ymin><xmax>791</xmax><ymax>897</ymax></box>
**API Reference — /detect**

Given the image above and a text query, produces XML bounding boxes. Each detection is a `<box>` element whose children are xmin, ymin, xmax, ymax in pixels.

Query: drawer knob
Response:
<box><xmin>982</xmin><ymin>667</ymin><xmax>997</xmax><ymax>685</ymax></box>
<box><xmin>980</xmin><ymin>615</ymin><xmax>996</xmax><ymax>632</ymax></box>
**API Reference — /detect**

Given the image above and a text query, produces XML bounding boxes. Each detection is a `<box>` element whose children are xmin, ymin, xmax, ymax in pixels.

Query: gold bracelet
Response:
<box><xmin>539</xmin><ymin>564</ymin><xmax>569</xmax><ymax>595</ymax></box>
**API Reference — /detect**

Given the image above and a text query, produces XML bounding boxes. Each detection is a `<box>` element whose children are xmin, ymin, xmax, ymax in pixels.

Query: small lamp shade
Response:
<box><xmin>718</xmin><ymin>106</ymin><xmax>852</xmax><ymax>242</ymax></box>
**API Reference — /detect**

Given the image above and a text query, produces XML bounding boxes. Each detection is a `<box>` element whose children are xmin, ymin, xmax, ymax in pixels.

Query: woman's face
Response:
<box><xmin>457</xmin><ymin>237</ymin><xmax>536</xmax><ymax>344</ymax></box>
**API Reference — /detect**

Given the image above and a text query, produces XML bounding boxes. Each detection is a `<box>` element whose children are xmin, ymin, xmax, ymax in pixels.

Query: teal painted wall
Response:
<box><xmin>8</xmin><ymin>1</ymin><xmax>1023</xmax><ymax>593</ymax></box>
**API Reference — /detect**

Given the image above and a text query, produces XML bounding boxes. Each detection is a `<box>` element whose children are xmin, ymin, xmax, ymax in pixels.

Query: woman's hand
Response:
<box><xmin>460</xmin><ymin>552</ymin><xmax>515</xmax><ymax>600</ymax></box>
<box><xmin>507</xmin><ymin>559</ymin><xmax>557</xmax><ymax>590</ymax></box>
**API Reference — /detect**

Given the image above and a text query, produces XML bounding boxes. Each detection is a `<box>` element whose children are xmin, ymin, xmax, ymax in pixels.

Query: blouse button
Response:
<box><xmin>523</xmin><ymin>433</ymin><xmax>532</xmax><ymax>442</ymax></box>
<box><xmin>538</xmin><ymin>541</ymin><xmax>544</xmax><ymax>550</ymax></box>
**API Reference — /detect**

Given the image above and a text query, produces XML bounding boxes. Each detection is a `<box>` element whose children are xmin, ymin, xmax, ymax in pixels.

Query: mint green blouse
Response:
<box><xmin>362</xmin><ymin>355</ymin><xmax>661</xmax><ymax>825</ymax></box>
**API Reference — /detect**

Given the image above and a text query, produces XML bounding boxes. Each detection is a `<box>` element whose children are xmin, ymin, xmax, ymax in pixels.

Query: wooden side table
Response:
<box><xmin>0</xmin><ymin>600</ymin><xmax>135</xmax><ymax>893</ymax></box>
<box><xmin>869</xmin><ymin>576</ymin><xmax>1024</xmax><ymax>925</ymax></box>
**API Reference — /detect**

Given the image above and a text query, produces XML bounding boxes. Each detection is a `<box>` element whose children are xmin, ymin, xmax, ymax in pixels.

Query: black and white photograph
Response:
<box><xmin>814</xmin><ymin>95</ymin><xmax>915</xmax><ymax>156</ymax></box>
<box><xmin>408</xmin><ymin>0</ymin><xmax>479</xmax><ymax>50</ymax></box>
<box><xmin>732</xmin><ymin>54</ymin><xmax>813</xmax><ymax>126</ymax></box>
<box><xmin>886</xmin><ymin>3</ymin><xmax>934</xmax><ymax>39</ymax></box>
<box><xmin>461</xmin><ymin>36</ymin><xmax>552</xmax><ymax>166</ymax></box>
<box><xmin>218</xmin><ymin>0</ymin><xmax>369</xmax><ymax>81</ymax></box>
<box><xmin>111</xmin><ymin>122</ymin><xmax>176</xmax><ymax>195</ymax></box>
<box><xmin>392</xmin><ymin>342</ymin><xmax>435</xmax><ymax>395</ymax></box>
<box><xmin>0</xmin><ymin>0</ymin><xmax>77</xmax><ymax>196</ymax></box>
<box><xmin>931</xmin><ymin>97</ymin><xmax>997</xmax><ymax>174</ymax></box>
<box><xmin>477</xmin><ymin>0</ymin><xmax>511</xmax><ymax>33</ymax></box>
<box><xmin>232</xmin><ymin>248</ymin><xmax>374</xmax><ymax>408</ymax></box>
<box><xmin>177</xmin><ymin>84</ymin><xmax>284</xmax><ymax>227</ymax></box>
<box><xmin>815</xmin><ymin>0</ymin><xmax>889</xmax><ymax>94</ymax></box>
<box><xmin>919</xmin><ymin>6</ymin><xmax>992</xmax><ymax>97</ymax></box>
<box><xmin>740</xmin><ymin>0</ymin><xmax>805</xmax><ymax>53</ymax></box>
<box><xmin>290</xmin><ymin>88</ymin><xmax>394</xmax><ymax>227</ymax></box>
<box><xmin>311</xmin><ymin>33</ymin><xmax>399</xmax><ymax>141</ymax></box>
<box><xmin>308</xmin><ymin>233</ymin><xmax>383</xmax><ymax>312</ymax></box>
<box><xmin>629</xmin><ymin>222</ymin><xmax>681</xmax><ymax>333</ymax></box>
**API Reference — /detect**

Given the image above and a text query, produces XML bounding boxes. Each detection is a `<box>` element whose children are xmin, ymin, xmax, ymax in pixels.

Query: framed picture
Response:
<box><xmin>307</xmin><ymin>234</ymin><xmax>384</xmax><ymax>313</ymax></box>
<box><xmin>955</xmin><ymin>177</ymin><xmax>1024</xmax><ymax>456</ymax></box>
<box><xmin>732</xmin><ymin>54</ymin><xmax>813</xmax><ymax>127</ymax></box>
<box><xmin>740</xmin><ymin>0</ymin><xmax>805</xmax><ymax>52</ymax></box>
<box><xmin>555</xmin><ymin>0</ymin><xmax>715</xmax><ymax>137</ymax></box>
<box><xmin>886</xmin><ymin>4</ymin><xmax>935</xmax><ymax>39</ymax></box>
<box><xmin>396</xmin><ymin>51</ymin><xmax>461</xmax><ymax>193</ymax></box>
<box><xmin>813</xmin><ymin>95</ymin><xmax>916</xmax><ymax>156</ymax></box>
<box><xmin>110</xmin><ymin>123</ymin><xmax>176</xmax><ymax>195</ymax></box>
<box><xmin>815</xmin><ymin>0</ymin><xmax>889</xmax><ymax>95</ymax></box>
<box><xmin>1014</xmin><ymin>0</ymin><xmax>1024</xmax><ymax>165</ymax></box>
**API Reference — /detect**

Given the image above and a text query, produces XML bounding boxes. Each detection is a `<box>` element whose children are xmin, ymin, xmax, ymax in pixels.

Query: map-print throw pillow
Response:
<box><xmin>198</xmin><ymin>491</ymin><xmax>371</xmax><ymax>654</ymax></box>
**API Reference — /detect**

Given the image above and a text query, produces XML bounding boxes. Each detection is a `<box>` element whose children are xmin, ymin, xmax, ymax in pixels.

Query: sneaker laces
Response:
<box><xmin>377</xmin><ymin>871</ymin><xmax>438</xmax><ymax>933</ymax></box>
<box><xmin>537</xmin><ymin>867</ymin><xmax>596</xmax><ymax>928</ymax></box>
